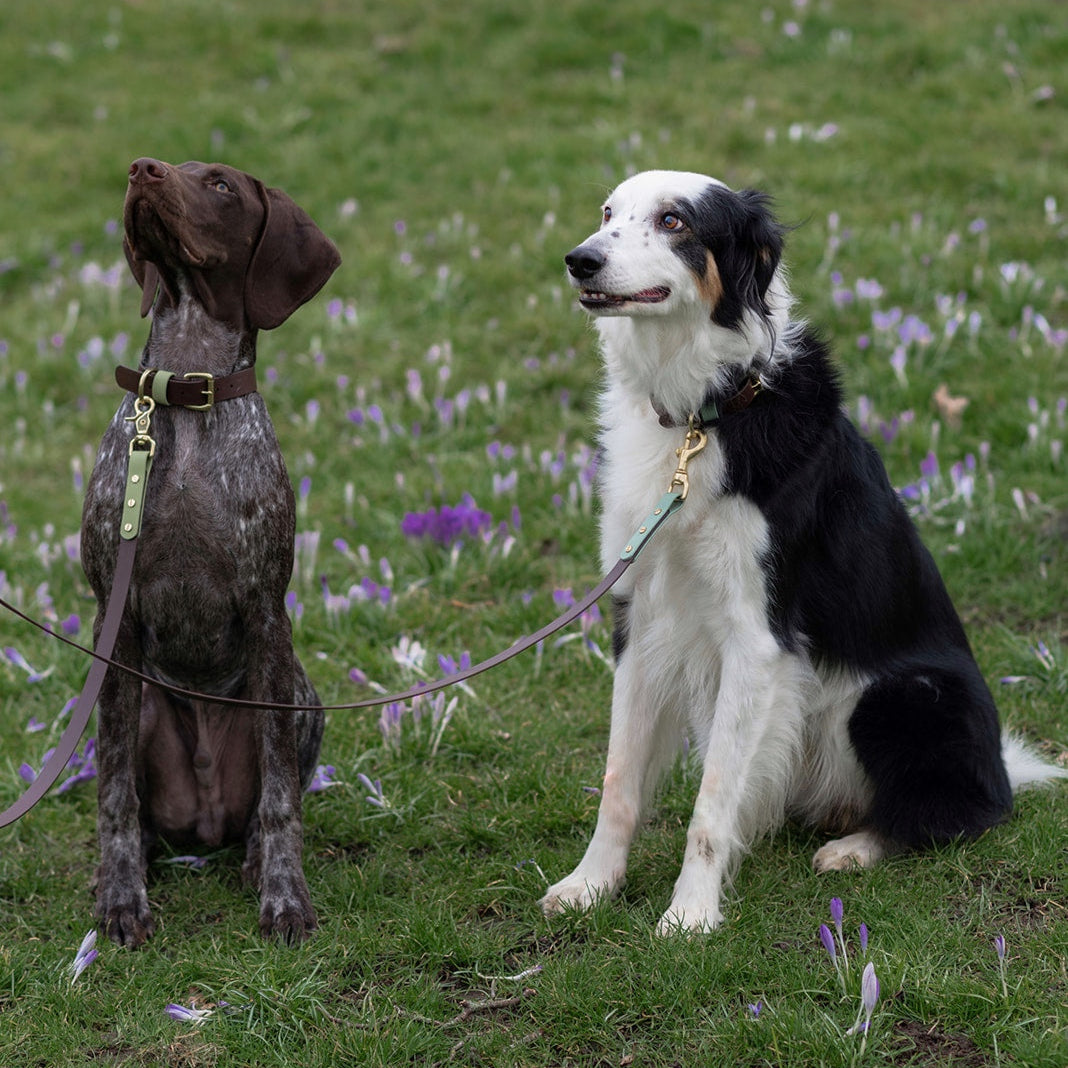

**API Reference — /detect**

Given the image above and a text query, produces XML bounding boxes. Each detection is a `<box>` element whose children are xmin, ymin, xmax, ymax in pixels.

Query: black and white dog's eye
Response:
<box><xmin>602</xmin><ymin>205</ymin><xmax>613</xmax><ymax>224</ymax></box>
<box><xmin>660</xmin><ymin>212</ymin><xmax>684</xmax><ymax>231</ymax></box>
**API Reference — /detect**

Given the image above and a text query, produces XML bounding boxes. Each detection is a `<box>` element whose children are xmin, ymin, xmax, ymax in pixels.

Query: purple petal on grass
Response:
<box><xmin>163</xmin><ymin>855</ymin><xmax>209</xmax><ymax>869</ymax></box>
<box><xmin>165</xmin><ymin>1003</ymin><xmax>214</xmax><ymax>1025</ymax></box>
<box><xmin>994</xmin><ymin>934</ymin><xmax>1006</xmax><ymax>961</ymax></box>
<box><xmin>748</xmin><ymin>1001</ymin><xmax>763</xmax><ymax>1018</ymax></box>
<box><xmin>27</xmin><ymin>716</ymin><xmax>48</xmax><ymax>733</ymax></box>
<box><xmin>861</xmin><ymin>961</ymin><xmax>880</xmax><ymax>1014</ymax></box>
<box><xmin>57</xmin><ymin>742</ymin><xmax>97</xmax><ymax>793</ymax></box>
<box><xmin>859</xmin><ymin>922</ymin><xmax>869</xmax><ymax>953</ymax></box>
<box><xmin>56</xmin><ymin>764</ymin><xmax>97</xmax><ymax>793</ymax></box>
<box><xmin>830</xmin><ymin>896</ymin><xmax>844</xmax><ymax>933</ymax></box>
<box><xmin>4</xmin><ymin>646</ymin><xmax>49</xmax><ymax>682</ymax></box>
<box><xmin>306</xmin><ymin>764</ymin><xmax>338</xmax><ymax>793</ymax></box>
<box><xmin>69</xmin><ymin>929</ymin><xmax>98</xmax><ymax>984</ymax></box>
<box><xmin>356</xmin><ymin>772</ymin><xmax>385</xmax><ymax>807</ymax></box>
<box><xmin>18</xmin><ymin>763</ymin><xmax>37</xmax><ymax>784</ymax></box>
<box><xmin>819</xmin><ymin>923</ymin><xmax>837</xmax><ymax>963</ymax></box>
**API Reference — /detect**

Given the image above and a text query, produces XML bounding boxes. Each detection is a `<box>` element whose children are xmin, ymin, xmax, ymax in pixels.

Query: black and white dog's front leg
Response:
<box><xmin>657</xmin><ymin>640</ymin><xmax>803</xmax><ymax>935</ymax></box>
<box><xmin>541</xmin><ymin>649</ymin><xmax>679</xmax><ymax>915</ymax></box>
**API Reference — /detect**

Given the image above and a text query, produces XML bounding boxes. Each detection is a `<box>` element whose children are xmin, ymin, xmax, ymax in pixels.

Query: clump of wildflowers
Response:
<box><xmin>401</xmin><ymin>494</ymin><xmax>492</xmax><ymax>547</ymax></box>
<box><xmin>17</xmin><ymin>738</ymin><xmax>97</xmax><ymax>794</ymax></box>
<box><xmin>817</xmin><ymin>896</ymin><xmax>881</xmax><ymax>1059</ymax></box>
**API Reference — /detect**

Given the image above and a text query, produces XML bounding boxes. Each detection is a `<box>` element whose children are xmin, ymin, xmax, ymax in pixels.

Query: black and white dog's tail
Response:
<box><xmin>1003</xmin><ymin>731</ymin><xmax>1068</xmax><ymax>790</ymax></box>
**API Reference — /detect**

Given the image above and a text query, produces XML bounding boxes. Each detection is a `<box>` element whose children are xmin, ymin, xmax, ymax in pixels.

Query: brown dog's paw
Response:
<box><xmin>96</xmin><ymin>897</ymin><xmax>156</xmax><ymax>948</ymax></box>
<box><xmin>259</xmin><ymin>898</ymin><xmax>318</xmax><ymax>944</ymax></box>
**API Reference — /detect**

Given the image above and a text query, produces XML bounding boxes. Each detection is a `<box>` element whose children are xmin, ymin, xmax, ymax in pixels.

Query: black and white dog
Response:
<box><xmin>541</xmin><ymin>170</ymin><xmax>1064</xmax><ymax>934</ymax></box>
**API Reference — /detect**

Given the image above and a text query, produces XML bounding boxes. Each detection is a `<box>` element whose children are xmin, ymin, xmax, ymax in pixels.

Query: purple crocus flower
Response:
<box><xmin>859</xmin><ymin>922</ymin><xmax>869</xmax><ymax>954</ymax></box>
<box><xmin>355</xmin><ymin>772</ymin><xmax>386</xmax><ymax>807</ymax></box>
<box><xmin>306</xmin><ymin>765</ymin><xmax>338</xmax><ymax>793</ymax></box>
<box><xmin>861</xmin><ymin>961</ymin><xmax>880</xmax><ymax>1013</ymax></box>
<box><xmin>165</xmin><ymin>1003</ymin><xmax>214</xmax><ymax>1025</ymax></box>
<box><xmin>819</xmin><ymin>923</ymin><xmax>837</xmax><ymax>964</ymax></box>
<box><xmin>4</xmin><ymin>646</ymin><xmax>49</xmax><ymax>682</ymax></box>
<box><xmin>830</xmin><ymin>897</ymin><xmax>844</xmax><ymax>936</ymax></box>
<box><xmin>438</xmin><ymin>651</ymin><xmax>472</xmax><ymax>676</ymax></box>
<box><xmin>69</xmin><ymin>930</ymin><xmax>98</xmax><ymax>984</ymax></box>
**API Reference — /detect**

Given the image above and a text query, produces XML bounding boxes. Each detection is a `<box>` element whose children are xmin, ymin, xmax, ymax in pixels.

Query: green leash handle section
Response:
<box><xmin>620</xmin><ymin>491</ymin><xmax>684</xmax><ymax>560</ymax></box>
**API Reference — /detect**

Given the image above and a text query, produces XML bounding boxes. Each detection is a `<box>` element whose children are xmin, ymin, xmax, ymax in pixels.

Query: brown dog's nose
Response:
<box><xmin>128</xmin><ymin>158</ymin><xmax>169</xmax><ymax>184</ymax></box>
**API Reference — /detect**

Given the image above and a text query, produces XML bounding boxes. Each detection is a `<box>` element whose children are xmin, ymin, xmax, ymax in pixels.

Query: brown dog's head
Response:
<box><xmin>122</xmin><ymin>158</ymin><xmax>341</xmax><ymax>331</ymax></box>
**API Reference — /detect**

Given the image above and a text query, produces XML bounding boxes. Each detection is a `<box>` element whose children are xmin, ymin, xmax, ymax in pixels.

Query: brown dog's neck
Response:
<box><xmin>144</xmin><ymin>294</ymin><xmax>256</xmax><ymax>375</ymax></box>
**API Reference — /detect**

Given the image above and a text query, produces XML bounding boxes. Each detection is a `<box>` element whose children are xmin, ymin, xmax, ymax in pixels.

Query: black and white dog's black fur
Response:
<box><xmin>541</xmin><ymin>170</ymin><xmax>1065</xmax><ymax>934</ymax></box>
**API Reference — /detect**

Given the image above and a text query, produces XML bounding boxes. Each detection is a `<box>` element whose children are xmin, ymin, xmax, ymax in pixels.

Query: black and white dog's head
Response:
<box><xmin>566</xmin><ymin>171</ymin><xmax>794</xmax><ymax>413</ymax></box>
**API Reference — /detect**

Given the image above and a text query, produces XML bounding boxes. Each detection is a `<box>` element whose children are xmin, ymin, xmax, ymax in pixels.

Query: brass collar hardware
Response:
<box><xmin>667</xmin><ymin>415</ymin><xmax>708</xmax><ymax>500</ymax></box>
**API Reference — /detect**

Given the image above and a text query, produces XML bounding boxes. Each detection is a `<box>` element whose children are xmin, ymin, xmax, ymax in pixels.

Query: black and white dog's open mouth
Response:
<box><xmin>579</xmin><ymin>285</ymin><xmax>670</xmax><ymax>308</ymax></box>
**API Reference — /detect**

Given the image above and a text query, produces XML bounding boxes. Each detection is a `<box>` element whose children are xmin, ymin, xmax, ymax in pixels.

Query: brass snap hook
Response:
<box><xmin>667</xmin><ymin>416</ymin><xmax>708</xmax><ymax>500</ymax></box>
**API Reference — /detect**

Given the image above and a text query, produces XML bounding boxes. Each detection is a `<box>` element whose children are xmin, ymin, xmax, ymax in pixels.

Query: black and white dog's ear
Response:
<box><xmin>733</xmin><ymin>189</ymin><xmax>785</xmax><ymax>315</ymax></box>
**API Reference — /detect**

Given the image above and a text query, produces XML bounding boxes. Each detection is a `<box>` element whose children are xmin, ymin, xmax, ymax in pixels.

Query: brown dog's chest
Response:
<box><xmin>137</xmin><ymin>692</ymin><xmax>260</xmax><ymax>846</ymax></box>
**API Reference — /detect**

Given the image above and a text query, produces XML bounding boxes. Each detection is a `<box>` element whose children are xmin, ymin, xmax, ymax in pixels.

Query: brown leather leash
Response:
<box><xmin>0</xmin><ymin>537</ymin><xmax>137</xmax><ymax>827</ymax></box>
<box><xmin>0</xmin><ymin>368</ymin><xmax>710</xmax><ymax>826</ymax></box>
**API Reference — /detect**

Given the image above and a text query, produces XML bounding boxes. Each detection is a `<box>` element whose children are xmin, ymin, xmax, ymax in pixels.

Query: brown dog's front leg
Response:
<box><xmin>252</xmin><ymin>705</ymin><xmax>317</xmax><ymax>943</ymax></box>
<box><xmin>94</xmin><ymin>623</ymin><xmax>155</xmax><ymax>948</ymax></box>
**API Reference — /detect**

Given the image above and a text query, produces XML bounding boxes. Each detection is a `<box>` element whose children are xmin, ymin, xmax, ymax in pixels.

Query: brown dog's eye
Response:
<box><xmin>661</xmin><ymin>213</ymin><xmax>684</xmax><ymax>231</ymax></box>
<box><xmin>602</xmin><ymin>206</ymin><xmax>612</xmax><ymax>224</ymax></box>
<box><xmin>211</xmin><ymin>178</ymin><xmax>232</xmax><ymax>193</ymax></box>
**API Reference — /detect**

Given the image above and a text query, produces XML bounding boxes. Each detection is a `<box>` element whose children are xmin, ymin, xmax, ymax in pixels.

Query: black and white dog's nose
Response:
<box><xmin>565</xmin><ymin>245</ymin><xmax>606</xmax><ymax>280</ymax></box>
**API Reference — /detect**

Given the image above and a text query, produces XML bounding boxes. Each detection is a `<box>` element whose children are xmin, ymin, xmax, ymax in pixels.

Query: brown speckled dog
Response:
<box><xmin>81</xmin><ymin>157</ymin><xmax>339</xmax><ymax>946</ymax></box>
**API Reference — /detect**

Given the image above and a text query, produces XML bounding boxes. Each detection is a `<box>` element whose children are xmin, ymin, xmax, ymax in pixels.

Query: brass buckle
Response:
<box><xmin>183</xmin><ymin>372</ymin><xmax>215</xmax><ymax>410</ymax></box>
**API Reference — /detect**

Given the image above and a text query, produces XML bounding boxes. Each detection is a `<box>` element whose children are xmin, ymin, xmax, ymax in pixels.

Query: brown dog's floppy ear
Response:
<box><xmin>244</xmin><ymin>182</ymin><xmax>341</xmax><ymax>331</ymax></box>
<box><xmin>123</xmin><ymin>236</ymin><xmax>161</xmax><ymax>318</ymax></box>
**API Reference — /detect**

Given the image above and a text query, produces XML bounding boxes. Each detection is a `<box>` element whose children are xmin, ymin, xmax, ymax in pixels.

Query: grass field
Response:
<box><xmin>0</xmin><ymin>1</ymin><xmax>1065</xmax><ymax>1065</ymax></box>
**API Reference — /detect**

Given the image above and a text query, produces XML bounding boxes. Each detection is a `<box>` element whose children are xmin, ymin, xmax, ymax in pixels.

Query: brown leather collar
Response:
<box><xmin>651</xmin><ymin>376</ymin><xmax>763</xmax><ymax>429</ymax></box>
<box><xmin>115</xmin><ymin>365</ymin><xmax>257</xmax><ymax>409</ymax></box>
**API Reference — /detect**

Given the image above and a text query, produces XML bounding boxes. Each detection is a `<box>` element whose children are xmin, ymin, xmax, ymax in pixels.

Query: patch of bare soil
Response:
<box><xmin>890</xmin><ymin>1020</ymin><xmax>990</xmax><ymax>1067</ymax></box>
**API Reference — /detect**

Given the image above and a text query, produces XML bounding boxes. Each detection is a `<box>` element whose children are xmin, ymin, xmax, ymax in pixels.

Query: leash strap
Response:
<box><xmin>0</xmin><ymin>492</ymin><xmax>686</xmax><ymax>717</ymax></box>
<box><xmin>0</xmin><ymin>418</ymin><xmax>695</xmax><ymax>823</ymax></box>
<box><xmin>0</xmin><ymin>537</ymin><xmax>136</xmax><ymax>829</ymax></box>
<box><xmin>0</xmin><ymin>394</ymin><xmax>157</xmax><ymax>828</ymax></box>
